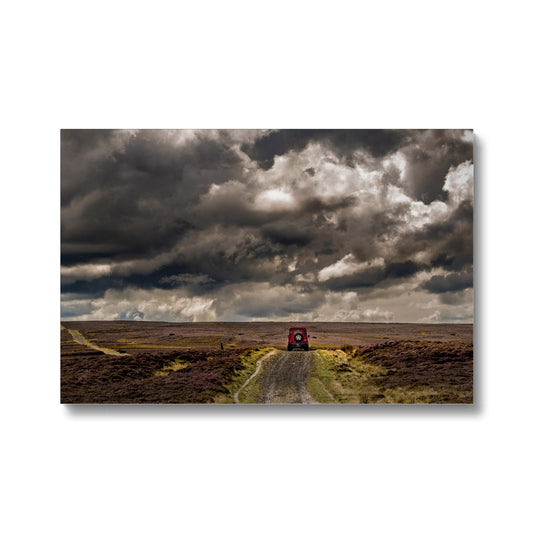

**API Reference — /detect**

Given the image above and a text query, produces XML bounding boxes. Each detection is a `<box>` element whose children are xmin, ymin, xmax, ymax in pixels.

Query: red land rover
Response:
<box><xmin>287</xmin><ymin>327</ymin><xmax>309</xmax><ymax>351</ymax></box>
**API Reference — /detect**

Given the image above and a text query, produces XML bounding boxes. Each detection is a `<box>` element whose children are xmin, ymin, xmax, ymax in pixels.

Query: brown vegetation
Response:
<box><xmin>359</xmin><ymin>340</ymin><xmax>473</xmax><ymax>395</ymax></box>
<box><xmin>62</xmin><ymin>320</ymin><xmax>472</xmax><ymax>352</ymax></box>
<box><xmin>61</xmin><ymin>349</ymin><xmax>246</xmax><ymax>403</ymax></box>
<box><xmin>314</xmin><ymin>340</ymin><xmax>473</xmax><ymax>403</ymax></box>
<box><xmin>60</xmin><ymin>321</ymin><xmax>473</xmax><ymax>404</ymax></box>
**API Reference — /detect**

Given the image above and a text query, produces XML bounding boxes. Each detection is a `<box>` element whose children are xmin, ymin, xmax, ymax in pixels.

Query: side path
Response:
<box><xmin>62</xmin><ymin>325</ymin><xmax>128</xmax><ymax>356</ymax></box>
<box><xmin>234</xmin><ymin>349</ymin><xmax>276</xmax><ymax>403</ymax></box>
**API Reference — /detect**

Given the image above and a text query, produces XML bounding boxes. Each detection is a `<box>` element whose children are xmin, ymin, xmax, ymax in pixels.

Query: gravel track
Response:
<box><xmin>257</xmin><ymin>350</ymin><xmax>317</xmax><ymax>404</ymax></box>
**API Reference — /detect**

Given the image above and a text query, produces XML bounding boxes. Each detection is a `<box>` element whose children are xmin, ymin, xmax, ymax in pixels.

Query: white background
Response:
<box><xmin>2</xmin><ymin>1</ymin><xmax>532</xmax><ymax>532</ymax></box>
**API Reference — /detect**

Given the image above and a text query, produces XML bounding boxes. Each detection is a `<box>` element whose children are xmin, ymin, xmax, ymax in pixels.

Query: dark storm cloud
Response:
<box><xmin>328</xmin><ymin>204</ymin><xmax>411</xmax><ymax>265</ymax></box>
<box><xmin>242</xmin><ymin>129</ymin><xmax>407</xmax><ymax>170</ymax></box>
<box><xmin>61</xmin><ymin>129</ymin><xmax>473</xmax><ymax>322</ymax></box>
<box><xmin>320</xmin><ymin>260</ymin><xmax>425</xmax><ymax>293</ymax></box>
<box><xmin>422</xmin><ymin>269</ymin><xmax>473</xmax><ymax>293</ymax></box>
<box><xmin>400</xmin><ymin>130</ymin><xmax>473</xmax><ymax>204</ymax></box>
<box><xmin>189</xmin><ymin>181</ymin><xmax>357</xmax><ymax>232</ymax></box>
<box><xmin>385</xmin><ymin>260</ymin><xmax>421</xmax><ymax>279</ymax></box>
<box><xmin>438</xmin><ymin>291</ymin><xmax>471</xmax><ymax>306</ymax></box>
<box><xmin>61</xmin><ymin>129</ymin><xmax>117</xmax><ymax>153</ymax></box>
<box><xmin>61</xmin><ymin>277</ymin><xmax>117</xmax><ymax>295</ymax></box>
<box><xmin>261</xmin><ymin>223</ymin><xmax>314</xmax><ymax>246</ymax></box>
<box><xmin>234</xmin><ymin>298</ymin><xmax>314</xmax><ymax>319</ymax></box>
<box><xmin>393</xmin><ymin>199</ymin><xmax>474</xmax><ymax>271</ymax></box>
<box><xmin>61</xmin><ymin>130</ymin><xmax>242</xmax><ymax>265</ymax></box>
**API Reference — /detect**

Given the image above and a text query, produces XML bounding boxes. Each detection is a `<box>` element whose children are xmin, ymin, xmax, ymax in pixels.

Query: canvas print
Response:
<box><xmin>61</xmin><ymin>129</ymin><xmax>474</xmax><ymax>404</ymax></box>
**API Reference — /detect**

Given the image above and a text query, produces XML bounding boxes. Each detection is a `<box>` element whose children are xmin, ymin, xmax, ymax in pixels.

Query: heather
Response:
<box><xmin>314</xmin><ymin>340</ymin><xmax>473</xmax><ymax>404</ymax></box>
<box><xmin>61</xmin><ymin>349</ymin><xmax>245</xmax><ymax>403</ymax></box>
<box><xmin>61</xmin><ymin>321</ymin><xmax>473</xmax><ymax>404</ymax></box>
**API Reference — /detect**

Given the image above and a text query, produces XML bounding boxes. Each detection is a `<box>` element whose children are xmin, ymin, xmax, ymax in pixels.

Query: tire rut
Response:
<box><xmin>257</xmin><ymin>351</ymin><xmax>317</xmax><ymax>404</ymax></box>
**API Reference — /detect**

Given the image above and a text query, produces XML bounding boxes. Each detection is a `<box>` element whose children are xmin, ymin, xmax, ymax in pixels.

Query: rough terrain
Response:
<box><xmin>61</xmin><ymin>321</ymin><xmax>473</xmax><ymax>404</ymax></box>
<box><xmin>256</xmin><ymin>351</ymin><xmax>316</xmax><ymax>404</ymax></box>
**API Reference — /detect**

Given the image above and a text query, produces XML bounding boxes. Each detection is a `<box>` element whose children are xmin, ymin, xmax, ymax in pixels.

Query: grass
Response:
<box><xmin>307</xmin><ymin>353</ymin><xmax>336</xmax><ymax>403</ymax></box>
<box><xmin>313</xmin><ymin>349</ymin><xmax>389</xmax><ymax>403</ymax></box>
<box><xmin>153</xmin><ymin>358</ymin><xmax>190</xmax><ymax>377</ymax></box>
<box><xmin>340</xmin><ymin>344</ymin><xmax>355</xmax><ymax>355</ymax></box>
<box><xmin>214</xmin><ymin>347</ymin><xmax>277</xmax><ymax>403</ymax></box>
<box><xmin>312</xmin><ymin>341</ymin><xmax>473</xmax><ymax>404</ymax></box>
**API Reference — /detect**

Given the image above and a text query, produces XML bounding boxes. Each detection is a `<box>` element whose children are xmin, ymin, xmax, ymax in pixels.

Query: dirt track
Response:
<box><xmin>256</xmin><ymin>351</ymin><xmax>316</xmax><ymax>404</ymax></box>
<box><xmin>65</xmin><ymin>327</ymin><xmax>127</xmax><ymax>356</ymax></box>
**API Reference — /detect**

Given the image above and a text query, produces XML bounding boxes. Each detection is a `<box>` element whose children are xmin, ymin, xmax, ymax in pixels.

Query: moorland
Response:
<box><xmin>61</xmin><ymin>321</ymin><xmax>473</xmax><ymax>404</ymax></box>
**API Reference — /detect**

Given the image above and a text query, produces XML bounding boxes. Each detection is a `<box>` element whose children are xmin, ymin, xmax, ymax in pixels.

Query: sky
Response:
<box><xmin>61</xmin><ymin>129</ymin><xmax>473</xmax><ymax>323</ymax></box>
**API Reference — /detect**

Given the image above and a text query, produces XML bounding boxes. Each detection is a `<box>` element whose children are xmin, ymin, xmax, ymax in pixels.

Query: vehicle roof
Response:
<box><xmin>289</xmin><ymin>327</ymin><xmax>307</xmax><ymax>331</ymax></box>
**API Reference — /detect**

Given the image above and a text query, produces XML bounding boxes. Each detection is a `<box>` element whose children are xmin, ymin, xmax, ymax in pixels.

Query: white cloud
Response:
<box><xmin>62</xmin><ymin>288</ymin><xmax>216</xmax><ymax>322</ymax></box>
<box><xmin>418</xmin><ymin>310</ymin><xmax>441</xmax><ymax>322</ymax></box>
<box><xmin>407</xmin><ymin>199</ymin><xmax>449</xmax><ymax>229</ymax></box>
<box><xmin>443</xmin><ymin>161</ymin><xmax>474</xmax><ymax>205</ymax></box>
<box><xmin>295</xmin><ymin>273</ymin><xmax>315</xmax><ymax>283</ymax></box>
<box><xmin>361</xmin><ymin>307</ymin><xmax>394</xmax><ymax>322</ymax></box>
<box><xmin>461</xmin><ymin>130</ymin><xmax>474</xmax><ymax>143</ymax></box>
<box><xmin>318</xmin><ymin>254</ymin><xmax>385</xmax><ymax>282</ymax></box>
<box><xmin>254</xmin><ymin>188</ymin><xmax>295</xmax><ymax>211</ymax></box>
<box><xmin>383</xmin><ymin>151</ymin><xmax>407</xmax><ymax>177</ymax></box>
<box><xmin>61</xmin><ymin>263</ymin><xmax>112</xmax><ymax>281</ymax></box>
